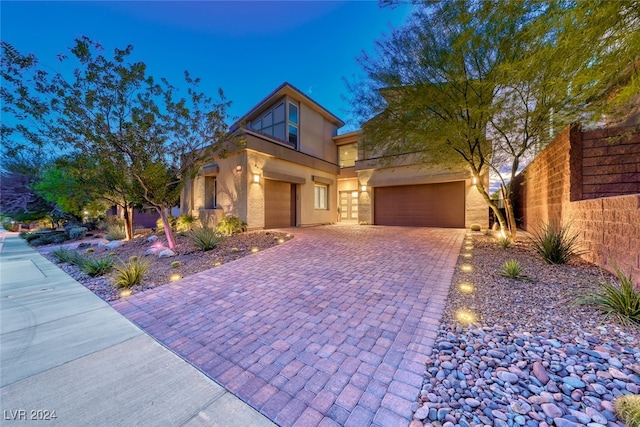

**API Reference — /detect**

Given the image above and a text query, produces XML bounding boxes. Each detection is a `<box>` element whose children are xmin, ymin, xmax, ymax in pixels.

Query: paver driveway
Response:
<box><xmin>112</xmin><ymin>225</ymin><xmax>464</xmax><ymax>426</ymax></box>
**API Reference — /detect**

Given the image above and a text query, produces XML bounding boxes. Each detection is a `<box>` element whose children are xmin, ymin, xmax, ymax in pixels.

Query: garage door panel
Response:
<box><xmin>265</xmin><ymin>180</ymin><xmax>294</xmax><ymax>229</ymax></box>
<box><xmin>374</xmin><ymin>181</ymin><xmax>465</xmax><ymax>227</ymax></box>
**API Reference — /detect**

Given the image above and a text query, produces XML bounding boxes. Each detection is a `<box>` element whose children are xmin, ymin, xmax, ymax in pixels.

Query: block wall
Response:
<box><xmin>513</xmin><ymin>124</ymin><xmax>640</xmax><ymax>283</ymax></box>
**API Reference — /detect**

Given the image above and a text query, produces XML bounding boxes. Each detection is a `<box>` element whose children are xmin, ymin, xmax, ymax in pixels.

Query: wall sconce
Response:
<box><xmin>361</xmin><ymin>185</ymin><xmax>367</xmax><ymax>192</ymax></box>
<box><xmin>472</xmin><ymin>176</ymin><xmax>477</xmax><ymax>185</ymax></box>
<box><xmin>253</xmin><ymin>174</ymin><xmax>260</xmax><ymax>183</ymax></box>
<box><xmin>236</xmin><ymin>165</ymin><xmax>243</xmax><ymax>172</ymax></box>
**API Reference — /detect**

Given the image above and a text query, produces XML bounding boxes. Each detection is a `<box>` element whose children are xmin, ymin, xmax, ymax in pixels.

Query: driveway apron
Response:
<box><xmin>111</xmin><ymin>225</ymin><xmax>464</xmax><ymax>426</ymax></box>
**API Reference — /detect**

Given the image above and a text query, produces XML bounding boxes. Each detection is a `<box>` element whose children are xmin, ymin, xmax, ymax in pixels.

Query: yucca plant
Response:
<box><xmin>497</xmin><ymin>236</ymin><xmax>512</xmax><ymax>249</ymax></box>
<box><xmin>499</xmin><ymin>259</ymin><xmax>527</xmax><ymax>280</ymax></box>
<box><xmin>82</xmin><ymin>255</ymin><xmax>114</xmax><ymax>277</ymax></box>
<box><xmin>530</xmin><ymin>221</ymin><xmax>586</xmax><ymax>264</ymax></box>
<box><xmin>614</xmin><ymin>395</ymin><xmax>640</xmax><ymax>427</ymax></box>
<box><xmin>189</xmin><ymin>227</ymin><xmax>223</xmax><ymax>251</ymax></box>
<box><xmin>577</xmin><ymin>265</ymin><xmax>640</xmax><ymax>326</ymax></box>
<box><xmin>216</xmin><ymin>215</ymin><xmax>246</xmax><ymax>236</ymax></box>
<box><xmin>113</xmin><ymin>256</ymin><xmax>150</xmax><ymax>289</ymax></box>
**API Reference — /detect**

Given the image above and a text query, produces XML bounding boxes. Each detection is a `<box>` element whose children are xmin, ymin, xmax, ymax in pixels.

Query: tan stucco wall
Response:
<box><xmin>247</xmin><ymin>150</ymin><xmax>338</xmax><ymax>229</ymax></box>
<box><xmin>299</xmin><ymin>103</ymin><xmax>338</xmax><ymax>164</ymax></box>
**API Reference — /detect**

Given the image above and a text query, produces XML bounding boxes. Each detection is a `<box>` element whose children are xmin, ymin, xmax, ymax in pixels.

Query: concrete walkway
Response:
<box><xmin>112</xmin><ymin>225</ymin><xmax>465</xmax><ymax>426</ymax></box>
<box><xmin>0</xmin><ymin>231</ymin><xmax>274</xmax><ymax>427</ymax></box>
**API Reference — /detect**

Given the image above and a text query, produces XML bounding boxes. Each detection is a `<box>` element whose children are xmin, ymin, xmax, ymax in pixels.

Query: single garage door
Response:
<box><xmin>264</xmin><ymin>180</ymin><xmax>296</xmax><ymax>229</ymax></box>
<box><xmin>374</xmin><ymin>181</ymin><xmax>465</xmax><ymax>227</ymax></box>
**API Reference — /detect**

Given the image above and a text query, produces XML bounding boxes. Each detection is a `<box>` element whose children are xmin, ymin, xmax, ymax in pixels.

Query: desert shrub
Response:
<box><xmin>176</xmin><ymin>214</ymin><xmax>199</xmax><ymax>232</ymax></box>
<box><xmin>470</xmin><ymin>224</ymin><xmax>481</xmax><ymax>231</ymax></box>
<box><xmin>170</xmin><ymin>261</ymin><xmax>181</xmax><ymax>269</ymax></box>
<box><xmin>496</xmin><ymin>236</ymin><xmax>512</xmax><ymax>249</ymax></box>
<box><xmin>51</xmin><ymin>248</ymin><xmax>73</xmax><ymax>264</ymax></box>
<box><xmin>499</xmin><ymin>259</ymin><xmax>527</xmax><ymax>280</ymax></box>
<box><xmin>577</xmin><ymin>265</ymin><xmax>640</xmax><ymax>326</ymax></box>
<box><xmin>483</xmin><ymin>229</ymin><xmax>492</xmax><ymax>236</ymax></box>
<box><xmin>189</xmin><ymin>227</ymin><xmax>223</xmax><ymax>251</ymax></box>
<box><xmin>530</xmin><ymin>221</ymin><xmax>586</xmax><ymax>264</ymax></box>
<box><xmin>614</xmin><ymin>395</ymin><xmax>640</xmax><ymax>427</ymax></box>
<box><xmin>113</xmin><ymin>256</ymin><xmax>150</xmax><ymax>289</ymax></box>
<box><xmin>156</xmin><ymin>216</ymin><xmax>177</xmax><ymax>232</ymax></box>
<box><xmin>68</xmin><ymin>227</ymin><xmax>88</xmax><ymax>240</ymax></box>
<box><xmin>66</xmin><ymin>251</ymin><xmax>88</xmax><ymax>268</ymax></box>
<box><xmin>22</xmin><ymin>232</ymin><xmax>41</xmax><ymax>243</ymax></box>
<box><xmin>81</xmin><ymin>255</ymin><xmax>114</xmax><ymax>277</ymax></box>
<box><xmin>216</xmin><ymin>215</ymin><xmax>246</xmax><ymax>236</ymax></box>
<box><xmin>105</xmin><ymin>224</ymin><xmax>126</xmax><ymax>241</ymax></box>
<box><xmin>30</xmin><ymin>233</ymin><xmax>66</xmax><ymax>246</ymax></box>
<box><xmin>86</xmin><ymin>248</ymin><xmax>94</xmax><ymax>253</ymax></box>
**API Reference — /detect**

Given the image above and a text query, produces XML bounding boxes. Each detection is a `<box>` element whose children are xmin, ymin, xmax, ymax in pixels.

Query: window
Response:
<box><xmin>251</xmin><ymin>102</ymin><xmax>286</xmax><ymax>142</ymax></box>
<box><xmin>314</xmin><ymin>184</ymin><xmax>328</xmax><ymax>210</ymax></box>
<box><xmin>339</xmin><ymin>143</ymin><xmax>358</xmax><ymax>168</ymax></box>
<box><xmin>205</xmin><ymin>176</ymin><xmax>217</xmax><ymax>209</ymax></box>
<box><xmin>288</xmin><ymin>102</ymin><xmax>299</xmax><ymax>148</ymax></box>
<box><xmin>249</xmin><ymin>101</ymin><xmax>299</xmax><ymax>149</ymax></box>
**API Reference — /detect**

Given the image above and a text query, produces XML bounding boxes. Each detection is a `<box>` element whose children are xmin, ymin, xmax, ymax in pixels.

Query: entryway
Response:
<box><xmin>339</xmin><ymin>190</ymin><xmax>359</xmax><ymax>222</ymax></box>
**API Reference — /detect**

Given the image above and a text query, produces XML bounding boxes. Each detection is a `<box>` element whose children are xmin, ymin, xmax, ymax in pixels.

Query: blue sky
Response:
<box><xmin>2</xmin><ymin>1</ymin><xmax>413</xmax><ymax>133</ymax></box>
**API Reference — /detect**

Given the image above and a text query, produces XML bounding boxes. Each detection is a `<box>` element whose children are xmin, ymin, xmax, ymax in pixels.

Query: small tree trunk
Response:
<box><xmin>500</xmin><ymin>186</ymin><xmax>518</xmax><ymax>241</ymax></box>
<box><xmin>122</xmin><ymin>206</ymin><xmax>134</xmax><ymax>241</ymax></box>
<box><xmin>504</xmin><ymin>197</ymin><xmax>517</xmax><ymax>241</ymax></box>
<box><xmin>157</xmin><ymin>207</ymin><xmax>177</xmax><ymax>249</ymax></box>
<box><xmin>474</xmin><ymin>182</ymin><xmax>509</xmax><ymax>235</ymax></box>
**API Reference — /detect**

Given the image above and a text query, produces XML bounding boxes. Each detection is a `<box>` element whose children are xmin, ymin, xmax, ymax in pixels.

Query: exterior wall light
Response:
<box><xmin>236</xmin><ymin>165</ymin><xmax>243</xmax><ymax>172</ymax></box>
<box><xmin>253</xmin><ymin>174</ymin><xmax>260</xmax><ymax>183</ymax></box>
<box><xmin>472</xmin><ymin>176</ymin><xmax>477</xmax><ymax>185</ymax></box>
<box><xmin>361</xmin><ymin>185</ymin><xmax>367</xmax><ymax>192</ymax></box>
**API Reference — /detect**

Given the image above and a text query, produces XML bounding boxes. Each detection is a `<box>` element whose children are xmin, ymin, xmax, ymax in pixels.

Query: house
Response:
<box><xmin>181</xmin><ymin>83</ymin><xmax>488</xmax><ymax>229</ymax></box>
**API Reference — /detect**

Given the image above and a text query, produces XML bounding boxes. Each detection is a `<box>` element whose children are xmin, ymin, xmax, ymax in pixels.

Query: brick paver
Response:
<box><xmin>111</xmin><ymin>225</ymin><xmax>464</xmax><ymax>426</ymax></box>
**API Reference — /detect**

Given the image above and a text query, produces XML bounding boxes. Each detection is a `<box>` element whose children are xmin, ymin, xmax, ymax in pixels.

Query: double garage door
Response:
<box><xmin>374</xmin><ymin>181</ymin><xmax>465</xmax><ymax>228</ymax></box>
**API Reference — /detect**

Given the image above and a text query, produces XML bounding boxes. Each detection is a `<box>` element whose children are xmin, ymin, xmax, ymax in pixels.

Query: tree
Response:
<box><xmin>33</xmin><ymin>156</ymin><xmax>96</xmax><ymax>220</ymax></box>
<box><xmin>0</xmin><ymin>149</ymin><xmax>60</xmax><ymax>225</ymax></box>
<box><xmin>1</xmin><ymin>37</ymin><xmax>232</xmax><ymax>248</ymax></box>
<box><xmin>350</xmin><ymin>0</ymin><xmax>639</xmax><ymax>238</ymax></box>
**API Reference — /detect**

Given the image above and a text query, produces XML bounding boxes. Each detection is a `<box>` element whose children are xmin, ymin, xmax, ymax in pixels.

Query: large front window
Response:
<box><xmin>250</xmin><ymin>101</ymin><xmax>299</xmax><ymax>149</ymax></box>
<box><xmin>314</xmin><ymin>184</ymin><xmax>328</xmax><ymax>210</ymax></box>
<box><xmin>339</xmin><ymin>143</ymin><xmax>358</xmax><ymax>168</ymax></box>
<box><xmin>251</xmin><ymin>102</ymin><xmax>286</xmax><ymax>141</ymax></box>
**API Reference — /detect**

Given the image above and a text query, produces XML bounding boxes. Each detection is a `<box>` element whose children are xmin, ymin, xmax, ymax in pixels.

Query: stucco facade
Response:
<box><xmin>181</xmin><ymin>82</ymin><xmax>489</xmax><ymax>230</ymax></box>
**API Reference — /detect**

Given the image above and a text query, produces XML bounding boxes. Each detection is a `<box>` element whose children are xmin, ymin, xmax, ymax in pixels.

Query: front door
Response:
<box><xmin>339</xmin><ymin>191</ymin><xmax>359</xmax><ymax>222</ymax></box>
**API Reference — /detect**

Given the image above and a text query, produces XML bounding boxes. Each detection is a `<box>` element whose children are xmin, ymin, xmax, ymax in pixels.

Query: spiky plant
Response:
<box><xmin>81</xmin><ymin>255</ymin><xmax>114</xmax><ymax>277</ymax></box>
<box><xmin>577</xmin><ymin>265</ymin><xmax>640</xmax><ymax>326</ymax></box>
<box><xmin>189</xmin><ymin>227</ymin><xmax>223</xmax><ymax>251</ymax></box>
<box><xmin>499</xmin><ymin>259</ymin><xmax>528</xmax><ymax>280</ymax></box>
<box><xmin>113</xmin><ymin>256</ymin><xmax>150</xmax><ymax>289</ymax></box>
<box><xmin>530</xmin><ymin>221</ymin><xmax>586</xmax><ymax>264</ymax></box>
<box><xmin>614</xmin><ymin>395</ymin><xmax>640</xmax><ymax>427</ymax></box>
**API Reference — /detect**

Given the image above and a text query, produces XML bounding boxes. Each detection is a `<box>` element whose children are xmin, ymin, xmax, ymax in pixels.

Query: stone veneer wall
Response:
<box><xmin>512</xmin><ymin>124</ymin><xmax>640</xmax><ymax>283</ymax></box>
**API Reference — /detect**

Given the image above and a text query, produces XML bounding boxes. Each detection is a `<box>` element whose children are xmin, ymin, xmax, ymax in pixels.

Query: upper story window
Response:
<box><xmin>250</xmin><ymin>101</ymin><xmax>299</xmax><ymax>149</ymax></box>
<box><xmin>288</xmin><ymin>102</ymin><xmax>299</xmax><ymax>148</ymax></box>
<box><xmin>251</xmin><ymin>102</ymin><xmax>286</xmax><ymax>141</ymax></box>
<box><xmin>339</xmin><ymin>143</ymin><xmax>358</xmax><ymax>168</ymax></box>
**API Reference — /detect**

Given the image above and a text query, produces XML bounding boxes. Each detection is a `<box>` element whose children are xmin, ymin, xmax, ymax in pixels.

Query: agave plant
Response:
<box><xmin>577</xmin><ymin>265</ymin><xmax>640</xmax><ymax>326</ymax></box>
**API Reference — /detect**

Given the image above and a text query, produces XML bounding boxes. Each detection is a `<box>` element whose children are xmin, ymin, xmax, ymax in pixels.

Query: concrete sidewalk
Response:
<box><xmin>0</xmin><ymin>231</ymin><xmax>275</xmax><ymax>427</ymax></box>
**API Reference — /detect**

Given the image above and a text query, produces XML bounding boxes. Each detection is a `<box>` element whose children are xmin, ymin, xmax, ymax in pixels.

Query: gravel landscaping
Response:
<box><xmin>43</xmin><ymin>229</ymin><xmax>292</xmax><ymax>301</ymax></box>
<box><xmin>412</xmin><ymin>230</ymin><xmax>639</xmax><ymax>427</ymax></box>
